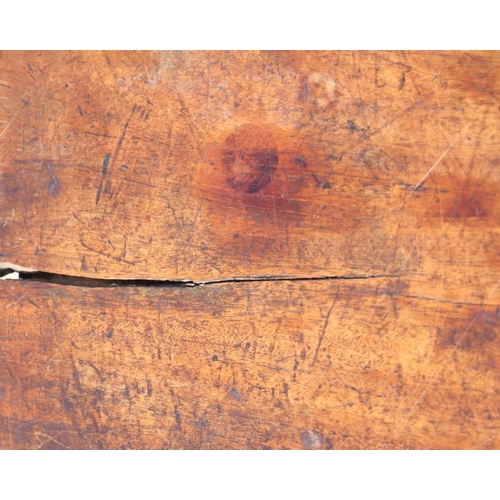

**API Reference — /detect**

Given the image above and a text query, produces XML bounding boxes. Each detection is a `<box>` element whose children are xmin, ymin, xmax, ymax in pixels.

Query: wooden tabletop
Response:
<box><xmin>1</xmin><ymin>51</ymin><xmax>499</xmax><ymax>449</ymax></box>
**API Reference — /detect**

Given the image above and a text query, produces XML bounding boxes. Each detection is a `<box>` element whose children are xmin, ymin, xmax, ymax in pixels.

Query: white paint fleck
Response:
<box><xmin>0</xmin><ymin>271</ymin><xmax>19</xmax><ymax>280</ymax></box>
<box><xmin>0</xmin><ymin>262</ymin><xmax>36</xmax><ymax>272</ymax></box>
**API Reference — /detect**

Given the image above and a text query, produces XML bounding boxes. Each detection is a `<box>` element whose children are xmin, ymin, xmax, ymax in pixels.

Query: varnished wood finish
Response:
<box><xmin>2</xmin><ymin>279</ymin><xmax>500</xmax><ymax>450</ymax></box>
<box><xmin>1</xmin><ymin>51</ymin><xmax>499</xmax><ymax>449</ymax></box>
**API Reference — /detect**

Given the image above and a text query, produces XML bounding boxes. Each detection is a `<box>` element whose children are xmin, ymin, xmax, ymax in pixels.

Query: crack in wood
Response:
<box><xmin>0</xmin><ymin>268</ymin><xmax>403</xmax><ymax>288</ymax></box>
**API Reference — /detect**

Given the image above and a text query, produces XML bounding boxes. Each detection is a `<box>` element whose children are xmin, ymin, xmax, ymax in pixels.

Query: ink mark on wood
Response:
<box><xmin>96</xmin><ymin>154</ymin><xmax>111</xmax><ymax>206</ymax></box>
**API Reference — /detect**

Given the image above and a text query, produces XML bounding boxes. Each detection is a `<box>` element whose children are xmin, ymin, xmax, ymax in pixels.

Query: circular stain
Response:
<box><xmin>221</xmin><ymin>125</ymin><xmax>278</xmax><ymax>194</ymax></box>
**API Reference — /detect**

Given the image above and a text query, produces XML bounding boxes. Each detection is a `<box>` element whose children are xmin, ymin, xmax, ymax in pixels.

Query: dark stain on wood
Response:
<box><xmin>222</xmin><ymin>125</ymin><xmax>278</xmax><ymax>194</ymax></box>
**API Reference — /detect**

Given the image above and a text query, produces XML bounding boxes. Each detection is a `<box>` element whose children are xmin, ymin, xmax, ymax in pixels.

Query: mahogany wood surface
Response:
<box><xmin>1</xmin><ymin>51</ymin><xmax>499</xmax><ymax>448</ymax></box>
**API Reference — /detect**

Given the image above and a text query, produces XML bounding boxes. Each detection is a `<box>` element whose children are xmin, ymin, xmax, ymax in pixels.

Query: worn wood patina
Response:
<box><xmin>1</xmin><ymin>51</ymin><xmax>499</xmax><ymax>449</ymax></box>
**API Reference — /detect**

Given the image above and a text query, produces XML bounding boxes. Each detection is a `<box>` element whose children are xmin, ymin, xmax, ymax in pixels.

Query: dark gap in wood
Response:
<box><xmin>18</xmin><ymin>271</ymin><xmax>195</xmax><ymax>288</ymax></box>
<box><xmin>0</xmin><ymin>268</ymin><xmax>402</xmax><ymax>287</ymax></box>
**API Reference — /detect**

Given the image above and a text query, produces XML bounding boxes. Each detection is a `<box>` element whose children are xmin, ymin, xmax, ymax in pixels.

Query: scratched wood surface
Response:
<box><xmin>1</xmin><ymin>51</ymin><xmax>500</xmax><ymax>449</ymax></box>
<box><xmin>1</xmin><ymin>278</ymin><xmax>500</xmax><ymax>450</ymax></box>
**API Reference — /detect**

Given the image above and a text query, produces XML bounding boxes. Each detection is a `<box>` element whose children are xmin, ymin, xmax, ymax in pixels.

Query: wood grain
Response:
<box><xmin>1</xmin><ymin>278</ymin><xmax>500</xmax><ymax>450</ymax></box>
<box><xmin>0</xmin><ymin>51</ymin><xmax>498</xmax><ymax>288</ymax></box>
<box><xmin>1</xmin><ymin>51</ymin><xmax>499</xmax><ymax>449</ymax></box>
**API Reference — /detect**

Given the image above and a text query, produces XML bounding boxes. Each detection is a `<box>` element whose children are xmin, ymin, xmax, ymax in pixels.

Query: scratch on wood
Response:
<box><xmin>470</xmin><ymin>430</ymin><xmax>500</xmax><ymax>449</ymax></box>
<box><xmin>397</xmin><ymin>126</ymin><xmax>469</xmax><ymax>211</ymax></box>
<box><xmin>35</xmin><ymin>432</ymin><xmax>69</xmax><ymax>449</ymax></box>
<box><xmin>112</xmin><ymin>108</ymin><xmax>135</xmax><ymax>169</ymax></box>
<box><xmin>312</xmin><ymin>286</ymin><xmax>339</xmax><ymax>365</ymax></box>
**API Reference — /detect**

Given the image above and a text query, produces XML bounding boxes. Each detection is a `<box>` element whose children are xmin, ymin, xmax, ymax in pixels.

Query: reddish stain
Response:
<box><xmin>423</xmin><ymin>176</ymin><xmax>499</xmax><ymax>224</ymax></box>
<box><xmin>460</xmin><ymin>71</ymin><xmax>497</xmax><ymax>96</ymax></box>
<box><xmin>204</xmin><ymin>123</ymin><xmax>311</xmax><ymax>227</ymax></box>
<box><xmin>445</xmin><ymin>192</ymin><xmax>488</xmax><ymax>220</ymax></box>
<box><xmin>438</xmin><ymin>307</ymin><xmax>500</xmax><ymax>351</ymax></box>
<box><xmin>222</xmin><ymin>127</ymin><xmax>278</xmax><ymax>194</ymax></box>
